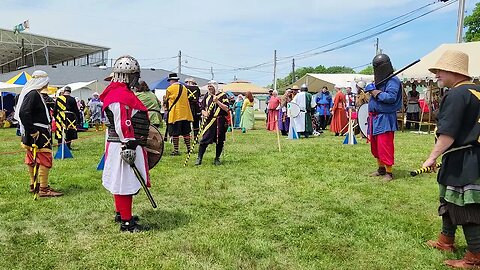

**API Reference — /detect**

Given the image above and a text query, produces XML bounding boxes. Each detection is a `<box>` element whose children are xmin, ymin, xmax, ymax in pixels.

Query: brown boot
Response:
<box><xmin>39</xmin><ymin>186</ymin><xmax>63</xmax><ymax>197</ymax></box>
<box><xmin>445</xmin><ymin>251</ymin><xmax>480</xmax><ymax>269</ymax></box>
<box><xmin>370</xmin><ymin>167</ymin><xmax>386</xmax><ymax>177</ymax></box>
<box><xmin>29</xmin><ymin>184</ymin><xmax>34</xmax><ymax>193</ymax></box>
<box><xmin>427</xmin><ymin>233</ymin><xmax>456</xmax><ymax>252</ymax></box>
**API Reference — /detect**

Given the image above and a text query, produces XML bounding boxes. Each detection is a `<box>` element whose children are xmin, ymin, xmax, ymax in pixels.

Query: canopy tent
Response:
<box><xmin>57</xmin><ymin>80</ymin><xmax>106</xmax><ymax>100</ymax></box>
<box><xmin>6</xmin><ymin>71</ymin><xmax>31</xmax><ymax>85</ymax></box>
<box><xmin>149</xmin><ymin>77</ymin><xmax>186</xmax><ymax>91</ymax></box>
<box><xmin>5</xmin><ymin>71</ymin><xmax>57</xmax><ymax>94</ymax></box>
<box><xmin>0</xmin><ymin>82</ymin><xmax>21</xmax><ymax>111</ymax></box>
<box><xmin>399</xmin><ymin>41</ymin><xmax>480</xmax><ymax>82</ymax></box>
<box><xmin>207</xmin><ymin>81</ymin><xmax>268</xmax><ymax>95</ymax></box>
<box><xmin>288</xmin><ymin>73</ymin><xmax>374</xmax><ymax>93</ymax></box>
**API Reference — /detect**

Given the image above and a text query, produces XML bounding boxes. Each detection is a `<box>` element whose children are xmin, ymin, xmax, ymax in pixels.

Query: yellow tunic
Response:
<box><xmin>165</xmin><ymin>83</ymin><xmax>193</xmax><ymax>124</ymax></box>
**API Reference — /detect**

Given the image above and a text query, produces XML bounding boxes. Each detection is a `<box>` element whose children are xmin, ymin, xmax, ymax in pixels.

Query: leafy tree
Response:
<box><xmin>325</xmin><ymin>66</ymin><xmax>356</xmax><ymax>73</ymax></box>
<box><xmin>464</xmin><ymin>2</ymin><xmax>480</xmax><ymax>42</ymax></box>
<box><xmin>359</xmin><ymin>66</ymin><xmax>374</xmax><ymax>75</ymax></box>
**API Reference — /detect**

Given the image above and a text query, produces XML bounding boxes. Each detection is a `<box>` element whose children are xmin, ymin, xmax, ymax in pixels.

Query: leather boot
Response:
<box><xmin>194</xmin><ymin>157</ymin><xmax>202</xmax><ymax>166</ymax></box>
<box><xmin>120</xmin><ymin>218</ymin><xmax>145</xmax><ymax>233</ymax></box>
<box><xmin>213</xmin><ymin>158</ymin><xmax>221</xmax><ymax>166</ymax></box>
<box><xmin>445</xmin><ymin>251</ymin><xmax>480</xmax><ymax>269</ymax></box>
<box><xmin>427</xmin><ymin>233</ymin><xmax>456</xmax><ymax>252</ymax></box>
<box><xmin>29</xmin><ymin>184</ymin><xmax>34</xmax><ymax>193</ymax></box>
<box><xmin>370</xmin><ymin>167</ymin><xmax>386</xmax><ymax>177</ymax></box>
<box><xmin>114</xmin><ymin>212</ymin><xmax>139</xmax><ymax>223</ymax></box>
<box><xmin>39</xmin><ymin>186</ymin><xmax>63</xmax><ymax>197</ymax></box>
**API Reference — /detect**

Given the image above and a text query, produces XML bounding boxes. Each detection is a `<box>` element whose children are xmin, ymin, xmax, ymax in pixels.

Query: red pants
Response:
<box><xmin>370</xmin><ymin>132</ymin><xmax>394</xmax><ymax>166</ymax></box>
<box><xmin>25</xmin><ymin>151</ymin><xmax>53</xmax><ymax>168</ymax></box>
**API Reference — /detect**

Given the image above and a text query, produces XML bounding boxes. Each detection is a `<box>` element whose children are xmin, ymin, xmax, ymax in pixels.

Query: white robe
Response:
<box><xmin>292</xmin><ymin>92</ymin><xmax>307</xmax><ymax>133</ymax></box>
<box><xmin>102</xmin><ymin>103</ymin><xmax>149</xmax><ymax>195</ymax></box>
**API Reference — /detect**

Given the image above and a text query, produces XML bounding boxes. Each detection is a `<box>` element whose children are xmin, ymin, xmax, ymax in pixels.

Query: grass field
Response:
<box><xmin>0</xmin><ymin>124</ymin><xmax>465</xmax><ymax>269</ymax></box>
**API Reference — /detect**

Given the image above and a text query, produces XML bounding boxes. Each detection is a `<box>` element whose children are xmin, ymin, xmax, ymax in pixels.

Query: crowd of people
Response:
<box><xmin>11</xmin><ymin>50</ymin><xmax>480</xmax><ymax>269</ymax></box>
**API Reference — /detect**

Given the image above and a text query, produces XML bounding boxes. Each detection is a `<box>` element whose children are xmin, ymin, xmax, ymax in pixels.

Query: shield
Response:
<box><xmin>357</xmin><ymin>104</ymin><xmax>369</xmax><ymax>137</ymax></box>
<box><xmin>287</xmin><ymin>102</ymin><xmax>301</xmax><ymax>118</ymax></box>
<box><xmin>145</xmin><ymin>125</ymin><xmax>164</xmax><ymax>169</ymax></box>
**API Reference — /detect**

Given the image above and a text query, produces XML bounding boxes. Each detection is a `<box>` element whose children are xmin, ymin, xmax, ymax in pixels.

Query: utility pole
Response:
<box><xmin>210</xmin><ymin>67</ymin><xmax>214</xmax><ymax>80</ymax></box>
<box><xmin>292</xmin><ymin>58</ymin><xmax>296</xmax><ymax>84</ymax></box>
<box><xmin>178</xmin><ymin>50</ymin><xmax>182</xmax><ymax>74</ymax></box>
<box><xmin>456</xmin><ymin>0</ymin><xmax>466</xmax><ymax>43</ymax></box>
<box><xmin>233</xmin><ymin>75</ymin><xmax>237</xmax><ymax>81</ymax></box>
<box><xmin>375</xmin><ymin>38</ymin><xmax>380</xmax><ymax>55</ymax></box>
<box><xmin>273</xmin><ymin>50</ymin><xmax>277</xmax><ymax>91</ymax></box>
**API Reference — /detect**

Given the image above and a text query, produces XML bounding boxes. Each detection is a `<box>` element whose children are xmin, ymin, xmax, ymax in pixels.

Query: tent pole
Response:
<box><xmin>428</xmin><ymin>81</ymin><xmax>432</xmax><ymax>134</ymax></box>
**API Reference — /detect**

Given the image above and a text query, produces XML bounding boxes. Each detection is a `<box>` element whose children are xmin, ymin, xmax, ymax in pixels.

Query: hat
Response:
<box><xmin>64</xmin><ymin>86</ymin><xmax>72</xmax><ymax>93</ymax></box>
<box><xmin>429</xmin><ymin>50</ymin><xmax>470</xmax><ymax>78</ymax></box>
<box><xmin>185</xmin><ymin>77</ymin><xmax>196</xmax><ymax>84</ymax></box>
<box><xmin>356</xmin><ymin>81</ymin><xmax>366</xmax><ymax>89</ymax></box>
<box><xmin>93</xmin><ymin>92</ymin><xmax>99</xmax><ymax>96</ymax></box>
<box><xmin>167</xmin><ymin>73</ymin><xmax>180</xmax><ymax>81</ymax></box>
<box><xmin>104</xmin><ymin>72</ymin><xmax>114</xmax><ymax>82</ymax></box>
<box><xmin>291</xmin><ymin>85</ymin><xmax>300</xmax><ymax>90</ymax></box>
<box><xmin>268</xmin><ymin>89</ymin><xmax>273</xmax><ymax>92</ymax></box>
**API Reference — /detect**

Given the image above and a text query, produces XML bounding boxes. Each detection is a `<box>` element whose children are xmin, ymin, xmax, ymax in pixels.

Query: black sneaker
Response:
<box><xmin>170</xmin><ymin>151</ymin><xmax>180</xmax><ymax>156</ymax></box>
<box><xmin>213</xmin><ymin>158</ymin><xmax>221</xmax><ymax>166</ymax></box>
<box><xmin>114</xmin><ymin>212</ymin><xmax>139</xmax><ymax>223</ymax></box>
<box><xmin>120</xmin><ymin>218</ymin><xmax>145</xmax><ymax>233</ymax></box>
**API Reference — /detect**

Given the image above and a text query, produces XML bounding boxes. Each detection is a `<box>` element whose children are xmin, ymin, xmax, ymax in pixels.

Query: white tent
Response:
<box><xmin>0</xmin><ymin>82</ymin><xmax>23</xmax><ymax>94</ymax></box>
<box><xmin>57</xmin><ymin>80</ymin><xmax>106</xmax><ymax>100</ymax></box>
<box><xmin>399</xmin><ymin>41</ymin><xmax>480</xmax><ymax>81</ymax></box>
<box><xmin>289</xmin><ymin>73</ymin><xmax>374</xmax><ymax>92</ymax></box>
<box><xmin>0</xmin><ymin>82</ymin><xmax>23</xmax><ymax>110</ymax></box>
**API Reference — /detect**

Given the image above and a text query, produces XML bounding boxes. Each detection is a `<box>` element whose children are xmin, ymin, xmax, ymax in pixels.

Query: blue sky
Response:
<box><xmin>0</xmin><ymin>0</ymin><xmax>478</xmax><ymax>86</ymax></box>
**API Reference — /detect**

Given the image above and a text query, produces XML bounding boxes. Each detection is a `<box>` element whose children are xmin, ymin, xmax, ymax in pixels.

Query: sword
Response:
<box><xmin>130</xmin><ymin>163</ymin><xmax>157</xmax><ymax>208</ymax></box>
<box><xmin>32</xmin><ymin>142</ymin><xmax>40</xmax><ymax>200</ymax></box>
<box><xmin>410</xmin><ymin>162</ymin><xmax>442</xmax><ymax>177</ymax></box>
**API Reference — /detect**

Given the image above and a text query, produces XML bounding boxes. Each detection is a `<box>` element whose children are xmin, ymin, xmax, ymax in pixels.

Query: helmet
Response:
<box><xmin>356</xmin><ymin>81</ymin><xmax>366</xmax><ymax>89</ymax></box>
<box><xmin>300</xmin><ymin>83</ymin><xmax>308</xmax><ymax>92</ymax></box>
<box><xmin>112</xmin><ymin>55</ymin><xmax>140</xmax><ymax>88</ymax></box>
<box><xmin>372</xmin><ymin>54</ymin><xmax>394</xmax><ymax>85</ymax></box>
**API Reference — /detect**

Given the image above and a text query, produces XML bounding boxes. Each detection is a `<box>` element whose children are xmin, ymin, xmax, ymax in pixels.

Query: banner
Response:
<box><xmin>13</xmin><ymin>20</ymin><xmax>29</xmax><ymax>34</ymax></box>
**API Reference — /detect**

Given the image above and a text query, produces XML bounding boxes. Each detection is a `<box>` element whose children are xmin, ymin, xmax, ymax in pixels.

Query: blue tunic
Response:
<box><xmin>368</xmin><ymin>76</ymin><xmax>402</xmax><ymax>136</ymax></box>
<box><xmin>316</xmin><ymin>92</ymin><xmax>333</xmax><ymax>116</ymax></box>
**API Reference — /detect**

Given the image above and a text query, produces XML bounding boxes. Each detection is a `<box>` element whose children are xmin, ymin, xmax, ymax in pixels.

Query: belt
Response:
<box><xmin>444</xmin><ymin>144</ymin><xmax>475</xmax><ymax>156</ymax></box>
<box><xmin>34</xmin><ymin>123</ymin><xmax>50</xmax><ymax>129</ymax></box>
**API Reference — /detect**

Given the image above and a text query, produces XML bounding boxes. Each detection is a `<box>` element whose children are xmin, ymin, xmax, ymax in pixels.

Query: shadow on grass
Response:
<box><xmin>142</xmin><ymin>209</ymin><xmax>191</xmax><ymax>231</ymax></box>
<box><xmin>59</xmin><ymin>183</ymin><xmax>100</xmax><ymax>195</ymax></box>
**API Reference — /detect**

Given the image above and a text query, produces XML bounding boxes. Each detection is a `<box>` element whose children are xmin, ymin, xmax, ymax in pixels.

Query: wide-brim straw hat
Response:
<box><xmin>429</xmin><ymin>50</ymin><xmax>470</xmax><ymax>78</ymax></box>
<box><xmin>291</xmin><ymin>85</ymin><xmax>300</xmax><ymax>90</ymax></box>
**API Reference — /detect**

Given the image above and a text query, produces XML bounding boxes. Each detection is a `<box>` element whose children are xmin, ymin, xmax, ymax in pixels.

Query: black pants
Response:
<box><xmin>318</xmin><ymin>115</ymin><xmax>330</xmax><ymax>130</ymax></box>
<box><xmin>442</xmin><ymin>214</ymin><xmax>480</xmax><ymax>253</ymax></box>
<box><xmin>406</xmin><ymin>112</ymin><xmax>419</xmax><ymax>129</ymax></box>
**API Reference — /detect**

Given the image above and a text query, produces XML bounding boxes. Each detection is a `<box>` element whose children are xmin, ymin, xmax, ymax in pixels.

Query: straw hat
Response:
<box><xmin>291</xmin><ymin>85</ymin><xmax>300</xmax><ymax>90</ymax></box>
<box><xmin>429</xmin><ymin>50</ymin><xmax>470</xmax><ymax>78</ymax></box>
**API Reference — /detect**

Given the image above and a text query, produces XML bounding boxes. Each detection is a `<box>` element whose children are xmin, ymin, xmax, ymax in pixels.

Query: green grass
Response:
<box><xmin>0</xmin><ymin>123</ymin><xmax>466</xmax><ymax>269</ymax></box>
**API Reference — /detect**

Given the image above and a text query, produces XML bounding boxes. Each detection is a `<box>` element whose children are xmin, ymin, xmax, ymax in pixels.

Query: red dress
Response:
<box><xmin>266</xmin><ymin>96</ymin><xmax>280</xmax><ymax>131</ymax></box>
<box><xmin>329</xmin><ymin>92</ymin><xmax>348</xmax><ymax>134</ymax></box>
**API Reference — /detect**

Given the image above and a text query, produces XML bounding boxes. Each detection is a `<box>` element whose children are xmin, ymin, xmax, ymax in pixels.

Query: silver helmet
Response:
<box><xmin>112</xmin><ymin>55</ymin><xmax>140</xmax><ymax>88</ymax></box>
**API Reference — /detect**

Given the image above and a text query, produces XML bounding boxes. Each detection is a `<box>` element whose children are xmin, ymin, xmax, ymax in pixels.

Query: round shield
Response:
<box><xmin>287</xmin><ymin>102</ymin><xmax>301</xmax><ymax>118</ymax></box>
<box><xmin>357</xmin><ymin>104</ymin><xmax>369</xmax><ymax>137</ymax></box>
<box><xmin>145</xmin><ymin>125</ymin><xmax>164</xmax><ymax>169</ymax></box>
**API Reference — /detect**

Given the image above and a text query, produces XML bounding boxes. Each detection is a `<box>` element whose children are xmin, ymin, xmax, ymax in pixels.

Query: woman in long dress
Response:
<box><xmin>329</xmin><ymin>86</ymin><xmax>348</xmax><ymax>136</ymax></box>
<box><xmin>240</xmin><ymin>91</ymin><xmax>255</xmax><ymax>132</ymax></box>
<box><xmin>233</xmin><ymin>94</ymin><xmax>244</xmax><ymax>129</ymax></box>
<box><xmin>266</xmin><ymin>90</ymin><xmax>280</xmax><ymax>131</ymax></box>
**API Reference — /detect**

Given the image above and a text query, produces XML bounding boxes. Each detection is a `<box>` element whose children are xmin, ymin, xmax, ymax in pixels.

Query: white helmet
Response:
<box><xmin>112</xmin><ymin>55</ymin><xmax>140</xmax><ymax>87</ymax></box>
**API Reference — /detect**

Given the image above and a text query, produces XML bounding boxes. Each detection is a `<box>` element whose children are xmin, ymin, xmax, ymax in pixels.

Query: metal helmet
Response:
<box><xmin>300</xmin><ymin>83</ymin><xmax>308</xmax><ymax>92</ymax></box>
<box><xmin>372</xmin><ymin>54</ymin><xmax>394</xmax><ymax>86</ymax></box>
<box><xmin>112</xmin><ymin>55</ymin><xmax>141</xmax><ymax>88</ymax></box>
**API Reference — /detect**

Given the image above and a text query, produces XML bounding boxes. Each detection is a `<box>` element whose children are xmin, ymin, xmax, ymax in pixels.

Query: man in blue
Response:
<box><xmin>366</xmin><ymin>54</ymin><xmax>402</xmax><ymax>181</ymax></box>
<box><xmin>315</xmin><ymin>86</ymin><xmax>333</xmax><ymax>131</ymax></box>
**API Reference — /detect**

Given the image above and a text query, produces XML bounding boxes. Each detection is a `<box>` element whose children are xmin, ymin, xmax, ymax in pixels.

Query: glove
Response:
<box><xmin>121</xmin><ymin>148</ymin><xmax>136</xmax><ymax>165</ymax></box>
<box><xmin>124</xmin><ymin>140</ymin><xmax>138</xmax><ymax>150</ymax></box>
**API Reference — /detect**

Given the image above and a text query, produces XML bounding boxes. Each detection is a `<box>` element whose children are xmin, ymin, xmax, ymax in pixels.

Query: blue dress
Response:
<box><xmin>234</xmin><ymin>100</ymin><xmax>243</xmax><ymax>128</ymax></box>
